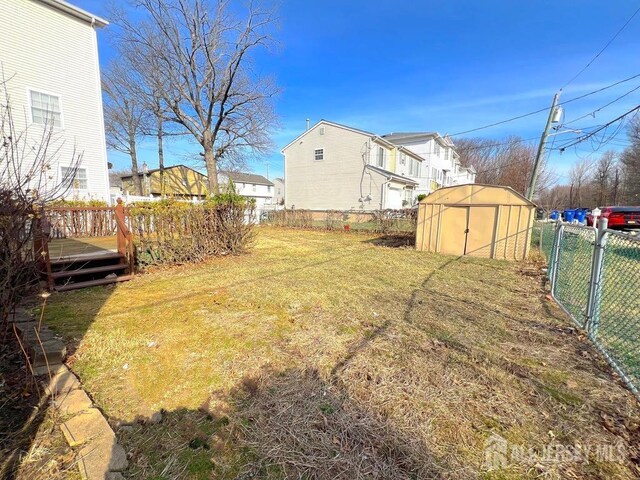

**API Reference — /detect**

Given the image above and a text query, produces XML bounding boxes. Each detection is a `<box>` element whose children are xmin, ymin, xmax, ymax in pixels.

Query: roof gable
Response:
<box><xmin>281</xmin><ymin>120</ymin><xmax>373</xmax><ymax>152</ymax></box>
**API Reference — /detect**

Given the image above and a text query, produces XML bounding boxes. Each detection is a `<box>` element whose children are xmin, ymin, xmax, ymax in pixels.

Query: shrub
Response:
<box><xmin>130</xmin><ymin>194</ymin><xmax>255</xmax><ymax>267</ymax></box>
<box><xmin>417</xmin><ymin>194</ymin><xmax>427</xmax><ymax>202</ymax></box>
<box><xmin>267</xmin><ymin>209</ymin><xmax>313</xmax><ymax>229</ymax></box>
<box><xmin>47</xmin><ymin>199</ymin><xmax>109</xmax><ymax>208</ymax></box>
<box><xmin>264</xmin><ymin>209</ymin><xmax>417</xmax><ymax>234</ymax></box>
<box><xmin>0</xmin><ymin>191</ymin><xmax>39</xmax><ymax>332</ymax></box>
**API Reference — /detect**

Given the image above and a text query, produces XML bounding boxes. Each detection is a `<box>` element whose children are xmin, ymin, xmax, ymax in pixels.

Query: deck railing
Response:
<box><xmin>45</xmin><ymin>207</ymin><xmax>121</xmax><ymax>238</ymax></box>
<box><xmin>114</xmin><ymin>199</ymin><xmax>135</xmax><ymax>274</ymax></box>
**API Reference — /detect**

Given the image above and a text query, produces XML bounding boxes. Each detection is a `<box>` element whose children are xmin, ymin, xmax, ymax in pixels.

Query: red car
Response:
<box><xmin>587</xmin><ymin>206</ymin><xmax>640</xmax><ymax>229</ymax></box>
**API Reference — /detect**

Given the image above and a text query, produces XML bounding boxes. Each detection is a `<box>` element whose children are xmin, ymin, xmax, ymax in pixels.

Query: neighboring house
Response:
<box><xmin>0</xmin><ymin>0</ymin><xmax>110</xmax><ymax>201</ymax></box>
<box><xmin>219</xmin><ymin>171</ymin><xmax>274</xmax><ymax>207</ymax></box>
<box><xmin>109</xmin><ymin>171</ymin><xmax>124</xmax><ymax>197</ymax></box>
<box><xmin>282</xmin><ymin>120</ymin><xmax>423</xmax><ymax>210</ymax></box>
<box><xmin>382</xmin><ymin>132</ymin><xmax>476</xmax><ymax>195</ymax></box>
<box><xmin>272</xmin><ymin>177</ymin><xmax>285</xmax><ymax>205</ymax></box>
<box><xmin>120</xmin><ymin>165</ymin><xmax>208</xmax><ymax>199</ymax></box>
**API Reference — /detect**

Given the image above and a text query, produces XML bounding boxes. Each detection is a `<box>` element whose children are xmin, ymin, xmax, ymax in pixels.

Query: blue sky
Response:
<box><xmin>76</xmin><ymin>0</ymin><xmax>640</xmax><ymax>184</ymax></box>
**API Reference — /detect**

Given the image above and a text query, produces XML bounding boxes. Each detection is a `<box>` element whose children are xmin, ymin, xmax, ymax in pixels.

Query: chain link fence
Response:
<box><xmin>534</xmin><ymin>220</ymin><xmax>640</xmax><ymax>400</ymax></box>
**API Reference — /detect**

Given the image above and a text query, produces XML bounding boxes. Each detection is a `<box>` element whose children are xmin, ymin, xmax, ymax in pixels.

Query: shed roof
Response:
<box><xmin>419</xmin><ymin>184</ymin><xmax>536</xmax><ymax>207</ymax></box>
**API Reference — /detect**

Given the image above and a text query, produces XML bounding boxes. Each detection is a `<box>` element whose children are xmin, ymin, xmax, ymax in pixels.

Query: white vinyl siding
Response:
<box><xmin>30</xmin><ymin>90</ymin><xmax>62</xmax><ymax>127</ymax></box>
<box><xmin>0</xmin><ymin>0</ymin><xmax>110</xmax><ymax>201</ymax></box>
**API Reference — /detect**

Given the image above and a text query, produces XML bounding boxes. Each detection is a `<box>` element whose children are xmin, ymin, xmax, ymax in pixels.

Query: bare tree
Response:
<box><xmin>568</xmin><ymin>158</ymin><xmax>593</xmax><ymax>208</ymax></box>
<box><xmin>116</xmin><ymin>0</ymin><xmax>278</xmax><ymax>195</ymax></box>
<box><xmin>102</xmin><ymin>60</ymin><xmax>146</xmax><ymax>195</ymax></box>
<box><xmin>621</xmin><ymin>115</ymin><xmax>640</xmax><ymax>203</ymax></box>
<box><xmin>593</xmin><ymin>150</ymin><xmax>616</xmax><ymax>206</ymax></box>
<box><xmin>457</xmin><ymin>136</ymin><xmax>553</xmax><ymax>196</ymax></box>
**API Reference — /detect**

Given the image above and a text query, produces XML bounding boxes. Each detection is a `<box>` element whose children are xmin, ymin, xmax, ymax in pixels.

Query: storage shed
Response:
<box><xmin>415</xmin><ymin>184</ymin><xmax>536</xmax><ymax>260</ymax></box>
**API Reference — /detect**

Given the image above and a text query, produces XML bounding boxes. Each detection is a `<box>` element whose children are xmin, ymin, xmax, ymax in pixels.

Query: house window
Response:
<box><xmin>400</xmin><ymin>153</ymin><xmax>406</xmax><ymax>165</ymax></box>
<box><xmin>444</xmin><ymin>149</ymin><xmax>450</xmax><ymax>161</ymax></box>
<box><xmin>61</xmin><ymin>166</ymin><xmax>87</xmax><ymax>190</ymax></box>
<box><xmin>414</xmin><ymin>161</ymin><xmax>420</xmax><ymax>177</ymax></box>
<box><xmin>30</xmin><ymin>90</ymin><xmax>62</xmax><ymax>127</ymax></box>
<box><xmin>314</xmin><ymin>148</ymin><xmax>324</xmax><ymax>161</ymax></box>
<box><xmin>319</xmin><ymin>127</ymin><xmax>325</xmax><ymax>135</ymax></box>
<box><xmin>252</xmin><ymin>184</ymin><xmax>257</xmax><ymax>192</ymax></box>
<box><xmin>434</xmin><ymin>143</ymin><xmax>441</xmax><ymax>156</ymax></box>
<box><xmin>267</xmin><ymin>185</ymin><xmax>271</xmax><ymax>192</ymax></box>
<box><xmin>377</xmin><ymin>147</ymin><xmax>385</xmax><ymax>168</ymax></box>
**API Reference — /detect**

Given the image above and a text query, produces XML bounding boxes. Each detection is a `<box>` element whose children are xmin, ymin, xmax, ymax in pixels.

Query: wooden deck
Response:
<box><xmin>48</xmin><ymin>236</ymin><xmax>118</xmax><ymax>261</ymax></box>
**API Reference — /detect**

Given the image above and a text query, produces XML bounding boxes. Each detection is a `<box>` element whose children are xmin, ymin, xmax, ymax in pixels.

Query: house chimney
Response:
<box><xmin>306</xmin><ymin>118</ymin><xmax>310</xmax><ymax>131</ymax></box>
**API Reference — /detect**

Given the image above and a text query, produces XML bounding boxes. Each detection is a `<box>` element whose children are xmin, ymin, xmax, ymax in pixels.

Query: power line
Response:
<box><xmin>456</xmin><ymin>136</ymin><xmax>540</xmax><ymax>151</ymax></box>
<box><xmin>560</xmin><ymin>5</ymin><xmax>640</xmax><ymax>89</ymax></box>
<box><xmin>554</xmin><ymin>104</ymin><xmax>640</xmax><ymax>151</ymax></box>
<box><xmin>449</xmin><ymin>72</ymin><xmax>640</xmax><ymax>137</ymax></box>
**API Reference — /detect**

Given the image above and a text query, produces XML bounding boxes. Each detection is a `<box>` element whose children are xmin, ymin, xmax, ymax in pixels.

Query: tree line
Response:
<box><xmin>456</xmin><ymin>115</ymin><xmax>640</xmax><ymax>210</ymax></box>
<box><xmin>102</xmin><ymin>0</ymin><xmax>277</xmax><ymax>196</ymax></box>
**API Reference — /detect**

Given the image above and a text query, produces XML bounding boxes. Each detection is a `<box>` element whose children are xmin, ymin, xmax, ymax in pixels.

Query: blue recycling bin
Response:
<box><xmin>550</xmin><ymin>210</ymin><xmax>559</xmax><ymax>220</ymax></box>
<box><xmin>564</xmin><ymin>209</ymin><xmax>575</xmax><ymax>223</ymax></box>
<box><xmin>575</xmin><ymin>209</ymin><xmax>586</xmax><ymax>224</ymax></box>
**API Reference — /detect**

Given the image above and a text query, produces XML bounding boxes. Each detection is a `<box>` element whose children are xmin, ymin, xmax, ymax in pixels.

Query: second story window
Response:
<box><xmin>252</xmin><ymin>184</ymin><xmax>257</xmax><ymax>192</ymax></box>
<box><xmin>314</xmin><ymin>148</ymin><xmax>324</xmax><ymax>161</ymax></box>
<box><xmin>400</xmin><ymin>153</ymin><xmax>406</xmax><ymax>165</ymax></box>
<box><xmin>434</xmin><ymin>143</ymin><xmax>441</xmax><ymax>156</ymax></box>
<box><xmin>445</xmin><ymin>149</ymin><xmax>450</xmax><ymax>161</ymax></box>
<box><xmin>30</xmin><ymin>90</ymin><xmax>62</xmax><ymax>127</ymax></box>
<box><xmin>377</xmin><ymin>147</ymin><xmax>385</xmax><ymax>168</ymax></box>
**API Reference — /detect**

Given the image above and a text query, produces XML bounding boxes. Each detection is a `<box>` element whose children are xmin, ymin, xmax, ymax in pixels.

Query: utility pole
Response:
<box><xmin>527</xmin><ymin>92</ymin><xmax>561</xmax><ymax>201</ymax></box>
<box><xmin>265</xmin><ymin>161</ymin><xmax>270</xmax><ymax>180</ymax></box>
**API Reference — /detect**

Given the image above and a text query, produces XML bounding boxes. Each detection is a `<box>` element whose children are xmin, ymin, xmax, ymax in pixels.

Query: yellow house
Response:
<box><xmin>121</xmin><ymin>165</ymin><xmax>208</xmax><ymax>198</ymax></box>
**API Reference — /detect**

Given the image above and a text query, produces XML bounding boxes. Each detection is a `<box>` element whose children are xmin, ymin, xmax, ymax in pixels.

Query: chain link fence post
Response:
<box><xmin>549</xmin><ymin>221</ymin><xmax>563</xmax><ymax>294</ymax></box>
<box><xmin>585</xmin><ymin>218</ymin><xmax>608</xmax><ymax>337</ymax></box>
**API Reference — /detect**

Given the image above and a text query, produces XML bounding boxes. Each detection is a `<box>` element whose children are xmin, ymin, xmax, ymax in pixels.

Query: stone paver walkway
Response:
<box><xmin>13</xmin><ymin>309</ymin><xmax>128</xmax><ymax>480</ymax></box>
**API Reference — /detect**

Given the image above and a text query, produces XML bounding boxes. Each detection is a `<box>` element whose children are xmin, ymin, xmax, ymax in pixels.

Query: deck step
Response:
<box><xmin>50</xmin><ymin>252</ymin><xmax>124</xmax><ymax>266</ymax></box>
<box><xmin>54</xmin><ymin>275</ymin><xmax>133</xmax><ymax>292</ymax></box>
<box><xmin>51</xmin><ymin>263</ymin><xmax>128</xmax><ymax>279</ymax></box>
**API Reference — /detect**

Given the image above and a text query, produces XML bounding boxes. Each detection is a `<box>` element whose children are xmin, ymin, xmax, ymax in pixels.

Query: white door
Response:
<box><xmin>386</xmin><ymin>186</ymin><xmax>403</xmax><ymax>209</ymax></box>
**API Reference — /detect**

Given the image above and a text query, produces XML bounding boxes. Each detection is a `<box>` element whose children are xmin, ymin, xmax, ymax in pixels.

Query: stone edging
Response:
<box><xmin>13</xmin><ymin>309</ymin><xmax>128</xmax><ymax>480</ymax></box>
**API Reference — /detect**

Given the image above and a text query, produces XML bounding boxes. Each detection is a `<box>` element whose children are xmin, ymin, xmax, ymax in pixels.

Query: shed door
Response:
<box><xmin>439</xmin><ymin>206</ymin><xmax>469</xmax><ymax>255</ymax></box>
<box><xmin>466</xmin><ymin>206</ymin><xmax>498</xmax><ymax>257</ymax></box>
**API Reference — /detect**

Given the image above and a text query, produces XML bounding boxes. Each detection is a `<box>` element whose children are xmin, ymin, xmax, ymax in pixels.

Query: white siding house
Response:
<box><xmin>282</xmin><ymin>120</ymin><xmax>421</xmax><ymax>211</ymax></box>
<box><xmin>0</xmin><ymin>0</ymin><xmax>110</xmax><ymax>201</ymax></box>
<box><xmin>219</xmin><ymin>171</ymin><xmax>274</xmax><ymax>207</ymax></box>
<box><xmin>272</xmin><ymin>177</ymin><xmax>285</xmax><ymax>205</ymax></box>
<box><xmin>382</xmin><ymin>132</ymin><xmax>476</xmax><ymax>195</ymax></box>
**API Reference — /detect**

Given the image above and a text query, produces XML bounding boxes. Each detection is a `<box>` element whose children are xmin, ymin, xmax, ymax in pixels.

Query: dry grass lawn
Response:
<box><xmin>42</xmin><ymin>228</ymin><xmax>640</xmax><ymax>479</ymax></box>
